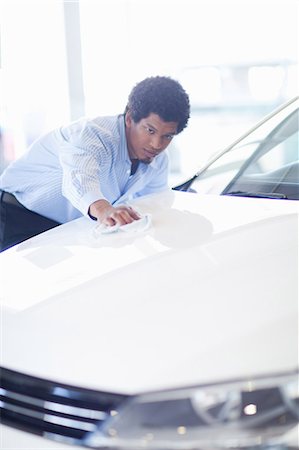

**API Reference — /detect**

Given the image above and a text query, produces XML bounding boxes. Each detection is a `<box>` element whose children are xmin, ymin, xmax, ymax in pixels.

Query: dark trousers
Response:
<box><xmin>0</xmin><ymin>191</ymin><xmax>61</xmax><ymax>252</ymax></box>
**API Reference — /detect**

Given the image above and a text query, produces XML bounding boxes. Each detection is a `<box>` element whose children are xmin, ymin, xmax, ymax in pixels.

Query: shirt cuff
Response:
<box><xmin>79</xmin><ymin>191</ymin><xmax>108</xmax><ymax>217</ymax></box>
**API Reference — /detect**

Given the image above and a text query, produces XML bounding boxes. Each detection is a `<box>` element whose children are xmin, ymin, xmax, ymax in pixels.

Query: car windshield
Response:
<box><xmin>223</xmin><ymin>108</ymin><xmax>299</xmax><ymax>200</ymax></box>
<box><xmin>174</xmin><ymin>98</ymin><xmax>299</xmax><ymax>200</ymax></box>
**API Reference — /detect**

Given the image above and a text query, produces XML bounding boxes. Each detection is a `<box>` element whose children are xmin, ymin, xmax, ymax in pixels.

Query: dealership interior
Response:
<box><xmin>1</xmin><ymin>0</ymin><xmax>298</xmax><ymax>176</ymax></box>
<box><xmin>0</xmin><ymin>1</ymin><xmax>298</xmax><ymax>449</ymax></box>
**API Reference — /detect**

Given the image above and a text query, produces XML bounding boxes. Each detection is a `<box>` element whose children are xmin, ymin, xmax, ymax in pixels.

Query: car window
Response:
<box><xmin>184</xmin><ymin>99</ymin><xmax>299</xmax><ymax>199</ymax></box>
<box><xmin>189</xmin><ymin>142</ymin><xmax>261</xmax><ymax>194</ymax></box>
<box><xmin>223</xmin><ymin>109</ymin><xmax>299</xmax><ymax>199</ymax></box>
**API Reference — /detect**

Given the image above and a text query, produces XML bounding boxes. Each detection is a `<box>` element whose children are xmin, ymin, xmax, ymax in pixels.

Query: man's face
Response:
<box><xmin>125</xmin><ymin>112</ymin><xmax>178</xmax><ymax>164</ymax></box>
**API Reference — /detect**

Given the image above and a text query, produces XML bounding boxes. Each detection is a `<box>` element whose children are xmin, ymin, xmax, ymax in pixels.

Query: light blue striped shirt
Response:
<box><xmin>0</xmin><ymin>114</ymin><xmax>169</xmax><ymax>223</ymax></box>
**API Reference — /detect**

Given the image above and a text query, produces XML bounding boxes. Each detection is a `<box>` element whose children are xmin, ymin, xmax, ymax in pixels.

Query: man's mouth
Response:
<box><xmin>143</xmin><ymin>149</ymin><xmax>158</xmax><ymax>158</ymax></box>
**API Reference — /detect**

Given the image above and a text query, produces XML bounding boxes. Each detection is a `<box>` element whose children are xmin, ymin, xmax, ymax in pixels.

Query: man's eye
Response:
<box><xmin>165</xmin><ymin>135</ymin><xmax>174</xmax><ymax>141</ymax></box>
<box><xmin>144</xmin><ymin>126</ymin><xmax>154</xmax><ymax>134</ymax></box>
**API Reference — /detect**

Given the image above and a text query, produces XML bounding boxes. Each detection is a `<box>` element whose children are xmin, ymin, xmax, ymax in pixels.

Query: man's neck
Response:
<box><xmin>130</xmin><ymin>159</ymin><xmax>139</xmax><ymax>176</ymax></box>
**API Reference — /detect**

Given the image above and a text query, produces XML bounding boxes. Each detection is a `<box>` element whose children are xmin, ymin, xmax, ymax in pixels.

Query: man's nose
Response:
<box><xmin>150</xmin><ymin>135</ymin><xmax>163</xmax><ymax>151</ymax></box>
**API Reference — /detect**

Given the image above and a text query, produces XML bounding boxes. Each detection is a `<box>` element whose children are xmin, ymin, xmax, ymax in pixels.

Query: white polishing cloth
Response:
<box><xmin>93</xmin><ymin>213</ymin><xmax>152</xmax><ymax>237</ymax></box>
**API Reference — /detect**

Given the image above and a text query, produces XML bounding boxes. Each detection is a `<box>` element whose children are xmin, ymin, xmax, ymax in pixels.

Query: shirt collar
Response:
<box><xmin>147</xmin><ymin>158</ymin><xmax>159</xmax><ymax>170</ymax></box>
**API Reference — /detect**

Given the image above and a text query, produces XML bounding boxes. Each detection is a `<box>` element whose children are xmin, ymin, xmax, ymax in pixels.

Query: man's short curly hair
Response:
<box><xmin>125</xmin><ymin>76</ymin><xmax>190</xmax><ymax>134</ymax></box>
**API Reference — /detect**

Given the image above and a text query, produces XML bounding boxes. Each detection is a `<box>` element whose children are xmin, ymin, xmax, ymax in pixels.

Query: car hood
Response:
<box><xmin>0</xmin><ymin>190</ymin><xmax>298</xmax><ymax>394</ymax></box>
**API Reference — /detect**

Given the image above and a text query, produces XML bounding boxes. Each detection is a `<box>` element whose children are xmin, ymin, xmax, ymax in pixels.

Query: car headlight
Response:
<box><xmin>85</xmin><ymin>371</ymin><xmax>299</xmax><ymax>449</ymax></box>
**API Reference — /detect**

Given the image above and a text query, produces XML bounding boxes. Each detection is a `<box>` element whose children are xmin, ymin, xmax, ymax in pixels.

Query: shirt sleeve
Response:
<box><xmin>57</xmin><ymin>122</ymin><xmax>109</xmax><ymax>216</ymax></box>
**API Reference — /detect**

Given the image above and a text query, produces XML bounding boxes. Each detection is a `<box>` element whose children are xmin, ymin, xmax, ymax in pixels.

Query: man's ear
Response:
<box><xmin>125</xmin><ymin>111</ymin><xmax>132</xmax><ymax>128</ymax></box>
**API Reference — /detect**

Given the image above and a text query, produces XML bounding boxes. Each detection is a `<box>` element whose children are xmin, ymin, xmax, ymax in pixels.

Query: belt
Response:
<box><xmin>1</xmin><ymin>191</ymin><xmax>25</xmax><ymax>208</ymax></box>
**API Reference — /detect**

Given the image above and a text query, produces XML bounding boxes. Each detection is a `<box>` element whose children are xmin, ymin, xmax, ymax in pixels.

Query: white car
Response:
<box><xmin>0</xmin><ymin>97</ymin><xmax>298</xmax><ymax>450</ymax></box>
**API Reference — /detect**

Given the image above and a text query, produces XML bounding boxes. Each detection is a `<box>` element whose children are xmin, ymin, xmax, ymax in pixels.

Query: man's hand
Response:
<box><xmin>89</xmin><ymin>199</ymin><xmax>141</xmax><ymax>226</ymax></box>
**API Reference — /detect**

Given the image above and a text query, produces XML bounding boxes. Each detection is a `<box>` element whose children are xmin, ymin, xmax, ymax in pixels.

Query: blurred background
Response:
<box><xmin>0</xmin><ymin>0</ymin><xmax>298</xmax><ymax>183</ymax></box>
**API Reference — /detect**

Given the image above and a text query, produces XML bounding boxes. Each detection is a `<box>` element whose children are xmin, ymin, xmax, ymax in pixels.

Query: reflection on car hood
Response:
<box><xmin>0</xmin><ymin>190</ymin><xmax>298</xmax><ymax>394</ymax></box>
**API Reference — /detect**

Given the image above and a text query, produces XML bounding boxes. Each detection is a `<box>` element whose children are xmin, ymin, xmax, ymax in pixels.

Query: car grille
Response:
<box><xmin>0</xmin><ymin>367</ymin><xmax>129</xmax><ymax>446</ymax></box>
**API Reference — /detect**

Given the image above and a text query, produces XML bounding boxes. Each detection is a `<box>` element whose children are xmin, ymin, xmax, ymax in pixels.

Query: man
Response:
<box><xmin>0</xmin><ymin>76</ymin><xmax>190</xmax><ymax>251</ymax></box>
